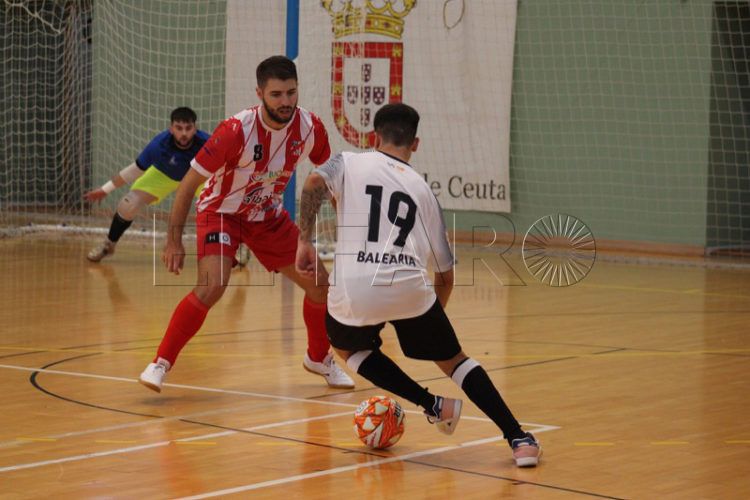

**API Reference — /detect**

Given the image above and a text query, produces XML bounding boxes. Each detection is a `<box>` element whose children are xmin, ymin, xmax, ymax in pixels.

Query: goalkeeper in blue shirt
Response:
<box><xmin>84</xmin><ymin>107</ymin><xmax>210</xmax><ymax>262</ymax></box>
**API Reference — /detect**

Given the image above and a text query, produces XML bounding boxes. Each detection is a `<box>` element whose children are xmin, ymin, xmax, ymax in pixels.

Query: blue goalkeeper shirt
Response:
<box><xmin>135</xmin><ymin>129</ymin><xmax>210</xmax><ymax>181</ymax></box>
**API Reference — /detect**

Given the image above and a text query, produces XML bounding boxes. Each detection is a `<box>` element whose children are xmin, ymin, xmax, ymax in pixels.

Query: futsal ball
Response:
<box><xmin>353</xmin><ymin>396</ymin><xmax>405</xmax><ymax>449</ymax></box>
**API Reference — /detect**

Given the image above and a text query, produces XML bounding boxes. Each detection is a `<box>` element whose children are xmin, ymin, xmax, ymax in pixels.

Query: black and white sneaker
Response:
<box><xmin>425</xmin><ymin>396</ymin><xmax>463</xmax><ymax>435</ymax></box>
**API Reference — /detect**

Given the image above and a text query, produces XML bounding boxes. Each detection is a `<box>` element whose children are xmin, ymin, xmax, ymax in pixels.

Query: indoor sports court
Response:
<box><xmin>1</xmin><ymin>1</ymin><xmax>748</xmax><ymax>498</ymax></box>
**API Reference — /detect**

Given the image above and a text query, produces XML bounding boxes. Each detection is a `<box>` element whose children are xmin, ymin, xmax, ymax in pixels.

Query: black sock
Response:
<box><xmin>451</xmin><ymin>358</ymin><xmax>525</xmax><ymax>444</ymax></box>
<box><xmin>355</xmin><ymin>350</ymin><xmax>435</xmax><ymax>411</ymax></box>
<box><xmin>107</xmin><ymin>213</ymin><xmax>133</xmax><ymax>242</ymax></box>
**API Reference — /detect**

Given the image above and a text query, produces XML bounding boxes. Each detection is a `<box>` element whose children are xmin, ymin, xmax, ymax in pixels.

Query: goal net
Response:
<box><xmin>2</xmin><ymin>1</ymin><xmax>748</xmax><ymax>259</ymax></box>
<box><xmin>1</xmin><ymin>0</ymin><xmax>92</xmax><ymax>230</ymax></box>
<box><xmin>0</xmin><ymin>0</ymin><xmax>227</xmax><ymax>236</ymax></box>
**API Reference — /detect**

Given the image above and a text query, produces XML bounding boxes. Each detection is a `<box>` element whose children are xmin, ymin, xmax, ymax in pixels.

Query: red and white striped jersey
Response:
<box><xmin>191</xmin><ymin>105</ymin><xmax>330</xmax><ymax>221</ymax></box>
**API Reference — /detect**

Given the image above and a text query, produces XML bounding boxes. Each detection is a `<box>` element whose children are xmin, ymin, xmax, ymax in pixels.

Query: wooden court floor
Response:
<box><xmin>0</xmin><ymin>234</ymin><xmax>748</xmax><ymax>499</ymax></box>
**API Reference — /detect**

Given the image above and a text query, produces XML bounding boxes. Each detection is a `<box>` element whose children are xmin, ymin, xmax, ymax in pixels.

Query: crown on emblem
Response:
<box><xmin>321</xmin><ymin>0</ymin><xmax>416</xmax><ymax>40</ymax></box>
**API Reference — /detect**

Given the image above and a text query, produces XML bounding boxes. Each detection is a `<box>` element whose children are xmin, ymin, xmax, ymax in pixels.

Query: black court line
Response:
<box><xmin>591</xmin><ymin>348</ymin><xmax>628</xmax><ymax>355</ymax></box>
<box><xmin>405</xmin><ymin>459</ymin><xmax>628</xmax><ymax>500</ymax></box>
<box><xmin>110</xmin><ymin>337</ymin><xmax>289</xmax><ymax>352</ymax></box>
<box><xmin>179</xmin><ymin>418</ymin><xmax>386</xmax><ymax>458</ymax></box>
<box><xmin>703</xmin><ymin>351</ymin><xmax>750</xmax><ymax>358</ymax></box>
<box><xmin>307</xmin><ymin>343</ymin><xmax>748</xmax><ymax>399</ymax></box>
<box><xmin>499</xmin><ymin>339</ymin><xmax>625</xmax><ymax>350</ymax></box>
<box><xmin>0</xmin><ymin>350</ymin><xmax>45</xmax><ymax>361</ymax></box>
<box><xmin>506</xmin><ymin>339</ymin><xmax>670</xmax><ymax>351</ymax></box>
<box><xmin>180</xmin><ymin>418</ymin><xmax>625</xmax><ymax>500</ymax></box>
<box><xmin>21</xmin><ymin>347</ymin><xmax>578</xmax><ymax>419</ymax></box>
<box><xmin>57</xmin><ymin>317</ymin><xmax>749</xmax><ymax>360</ymax></box>
<box><xmin>308</xmin><ymin>354</ymin><xmax>583</xmax><ymax>400</ymax></box>
<box><xmin>29</xmin><ymin>354</ymin><xmax>163</xmax><ymax>419</ymax></box>
<box><xmin>23</xmin><ymin>335</ymin><xmax>743</xmax><ymax>415</ymax></box>
<box><xmin>68</xmin><ymin>337</ymin><xmax>729</xmax><ymax>362</ymax></box>
<box><xmin>63</xmin><ymin>325</ymin><xmax>307</xmax><ymax>350</ymax></box>
<box><xmin>308</xmin><ymin>349</ymin><xmax>625</xmax><ymax>400</ymax></box>
<box><xmin>451</xmin><ymin>309</ymin><xmax>750</xmax><ymax>322</ymax></box>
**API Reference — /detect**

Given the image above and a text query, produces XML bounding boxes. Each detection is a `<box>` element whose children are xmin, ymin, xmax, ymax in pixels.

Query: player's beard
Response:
<box><xmin>262</xmin><ymin>98</ymin><xmax>296</xmax><ymax>125</ymax></box>
<box><xmin>174</xmin><ymin>137</ymin><xmax>194</xmax><ymax>149</ymax></box>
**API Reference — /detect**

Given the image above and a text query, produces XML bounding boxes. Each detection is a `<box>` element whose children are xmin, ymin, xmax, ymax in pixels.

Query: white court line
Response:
<box><xmin>0</xmin><ymin>411</ymin><xmax>354</xmax><ymax>473</ymax></box>
<box><xmin>0</xmin><ymin>398</ymin><xmax>310</xmax><ymax>449</ymax></box>
<box><xmin>175</xmin><ymin>426</ymin><xmax>560</xmax><ymax>500</ymax></box>
<box><xmin>0</xmin><ymin>415</ymin><xmax>556</xmax><ymax>475</ymax></box>
<box><xmin>0</xmin><ymin>363</ymin><xmax>509</xmax><ymax>421</ymax></box>
<box><xmin>0</xmin><ymin>362</ymin><xmax>559</xmax><ymax>475</ymax></box>
<box><xmin>0</xmin><ymin>363</ymin><xmax>354</xmax><ymax>407</ymax></box>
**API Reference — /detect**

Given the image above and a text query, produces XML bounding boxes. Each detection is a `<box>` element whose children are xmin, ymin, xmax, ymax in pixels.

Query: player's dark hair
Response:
<box><xmin>170</xmin><ymin>107</ymin><xmax>197</xmax><ymax>123</ymax></box>
<box><xmin>374</xmin><ymin>103</ymin><xmax>420</xmax><ymax>147</ymax></box>
<box><xmin>256</xmin><ymin>55</ymin><xmax>298</xmax><ymax>87</ymax></box>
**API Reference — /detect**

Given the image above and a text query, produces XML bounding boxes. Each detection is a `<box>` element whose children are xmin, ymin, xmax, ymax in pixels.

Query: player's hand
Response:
<box><xmin>84</xmin><ymin>189</ymin><xmax>107</xmax><ymax>203</ymax></box>
<box><xmin>162</xmin><ymin>240</ymin><xmax>185</xmax><ymax>275</ymax></box>
<box><xmin>295</xmin><ymin>239</ymin><xmax>318</xmax><ymax>279</ymax></box>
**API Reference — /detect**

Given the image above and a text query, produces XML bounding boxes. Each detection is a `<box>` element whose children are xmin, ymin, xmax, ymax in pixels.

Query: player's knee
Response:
<box><xmin>333</xmin><ymin>347</ymin><xmax>353</xmax><ymax>361</ymax></box>
<box><xmin>116</xmin><ymin>192</ymin><xmax>146</xmax><ymax>220</ymax></box>
<box><xmin>192</xmin><ymin>283</ymin><xmax>225</xmax><ymax>307</ymax></box>
<box><xmin>435</xmin><ymin>351</ymin><xmax>468</xmax><ymax>376</ymax></box>
<box><xmin>345</xmin><ymin>349</ymin><xmax>373</xmax><ymax>373</ymax></box>
<box><xmin>304</xmin><ymin>285</ymin><xmax>328</xmax><ymax>304</ymax></box>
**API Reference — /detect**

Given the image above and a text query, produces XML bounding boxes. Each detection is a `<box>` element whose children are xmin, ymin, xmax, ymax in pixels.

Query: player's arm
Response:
<box><xmin>308</xmin><ymin>116</ymin><xmax>334</xmax><ymax>211</ymax></box>
<box><xmin>427</xmin><ymin>193</ymin><xmax>455</xmax><ymax>308</ymax></box>
<box><xmin>296</xmin><ymin>172</ymin><xmax>329</xmax><ymax>278</ymax></box>
<box><xmin>162</xmin><ymin>168</ymin><xmax>207</xmax><ymax>274</ymax></box>
<box><xmin>83</xmin><ymin>163</ymin><xmax>144</xmax><ymax>202</ymax></box>
<box><xmin>434</xmin><ymin>268</ymin><xmax>454</xmax><ymax>308</ymax></box>
<box><xmin>86</xmin><ymin>136</ymin><xmax>156</xmax><ymax>202</ymax></box>
<box><xmin>308</xmin><ymin>114</ymin><xmax>332</xmax><ymax>166</ymax></box>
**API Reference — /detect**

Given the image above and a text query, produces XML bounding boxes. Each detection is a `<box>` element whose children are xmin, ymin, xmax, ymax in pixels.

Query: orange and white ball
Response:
<box><xmin>353</xmin><ymin>396</ymin><xmax>406</xmax><ymax>449</ymax></box>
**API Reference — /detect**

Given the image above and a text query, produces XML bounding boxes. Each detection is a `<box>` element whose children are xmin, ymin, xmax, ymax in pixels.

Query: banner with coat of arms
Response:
<box><xmin>309</xmin><ymin>1</ymin><xmax>519</xmax><ymax>212</ymax></box>
<box><xmin>332</xmin><ymin>41</ymin><xmax>403</xmax><ymax>148</ymax></box>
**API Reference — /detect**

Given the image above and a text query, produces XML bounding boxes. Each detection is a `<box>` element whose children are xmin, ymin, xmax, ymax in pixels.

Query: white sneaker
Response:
<box><xmin>236</xmin><ymin>243</ymin><xmax>251</xmax><ymax>267</ymax></box>
<box><xmin>139</xmin><ymin>358</ymin><xmax>171</xmax><ymax>393</ymax></box>
<box><xmin>87</xmin><ymin>239</ymin><xmax>115</xmax><ymax>262</ymax></box>
<box><xmin>511</xmin><ymin>432</ymin><xmax>542</xmax><ymax>467</ymax></box>
<box><xmin>303</xmin><ymin>352</ymin><xmax>355</xmax><ymax>389</ymax></box>
<box><xmin>425</xmin><ymin>396</ymin><xmax>463</xmax><ymax>435</ymax></box>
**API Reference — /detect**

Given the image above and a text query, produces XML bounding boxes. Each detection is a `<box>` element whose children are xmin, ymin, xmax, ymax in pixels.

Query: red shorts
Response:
<box><xmin>196</xmin><ymin>210</ymin><xmax>299</xmax><ymax>272</ymax></box>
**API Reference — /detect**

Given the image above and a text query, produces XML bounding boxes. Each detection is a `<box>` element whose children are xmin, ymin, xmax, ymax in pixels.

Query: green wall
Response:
<box><xmin>453</xmin><ymin>0</ymin><xmax>715</xmax><ymax>247</ymax></box>
<box><xmin>89</xmin><ymin>0</ymin><xmax>722</xmax><ymax>247</ymax></box>
<box><xmin>91</xmin><ymin>0</ymin><xmax>226</xmax><ymax>213</ymax></box>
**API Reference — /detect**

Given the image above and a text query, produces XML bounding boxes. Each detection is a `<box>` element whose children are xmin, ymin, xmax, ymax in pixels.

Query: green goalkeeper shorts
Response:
<box><xmin>130</xmin><ymin>166</ymin><xmax>203</xmax><ymax>204</ymax></box>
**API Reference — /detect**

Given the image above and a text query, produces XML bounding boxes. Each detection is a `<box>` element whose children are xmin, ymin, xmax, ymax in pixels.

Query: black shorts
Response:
<box><xmin>325</xmin><ymin>299</ymin><xmax>462</xmax><ymax>361</ymax></box>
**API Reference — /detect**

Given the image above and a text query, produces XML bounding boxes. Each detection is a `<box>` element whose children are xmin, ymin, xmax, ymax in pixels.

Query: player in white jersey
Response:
<box><xmin>296</xmin><ymin>103</ymin><xmax>541</xmax><ymax>467</ymax></box>
<box><xmin>138</xmin><ymin>56</ymin><xmax>353</xmax><ymax>392</ymax></box>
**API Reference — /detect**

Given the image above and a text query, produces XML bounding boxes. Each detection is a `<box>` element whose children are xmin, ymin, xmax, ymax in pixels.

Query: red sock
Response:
<box><xmin>303</xmin><ymin>296</ymin><xmax>330</xmax><ymax>362</ymax></box>
<box><xmin>155</xmin><ymin>291</ymin><xmax>210</xmax><ymax>366</ymax></box>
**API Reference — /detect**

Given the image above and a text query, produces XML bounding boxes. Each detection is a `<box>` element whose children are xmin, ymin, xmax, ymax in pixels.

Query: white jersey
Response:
<box><xmin>317</xmin><ymin>151</ymin><xmax>454</xmax><ymax>326</ymax></box>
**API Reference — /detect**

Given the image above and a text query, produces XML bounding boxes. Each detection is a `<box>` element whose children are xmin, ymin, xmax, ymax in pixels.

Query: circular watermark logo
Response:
<box><xmin>522</xmin><ymin>214</ymin><xmax>596</xmax><ymax>287</ymax></box>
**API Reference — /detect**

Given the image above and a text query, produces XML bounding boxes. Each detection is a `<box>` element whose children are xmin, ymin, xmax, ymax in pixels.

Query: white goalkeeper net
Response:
<box><xmin>2</xmin><ymin>1</ymin><xmax>749</xmax><ymax>260</ymax></box>
<box><xmin>0</xmin><ymin>0</ymin><xmax>227</xmax><ymax>237</ymax></box>
<box><xmin>1</xmin><ymin>0</ymin><xmax>92</xmax><ymax>230</ymax></box>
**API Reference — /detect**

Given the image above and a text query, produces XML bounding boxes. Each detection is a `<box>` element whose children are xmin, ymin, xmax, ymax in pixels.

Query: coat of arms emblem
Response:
<box><xmin>322</xmin><ymin>0</ymin><xmax>416</xmax><ymax>148</ymax></box>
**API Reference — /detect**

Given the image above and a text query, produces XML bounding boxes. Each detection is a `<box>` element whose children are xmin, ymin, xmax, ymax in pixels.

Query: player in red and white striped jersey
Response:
<box><xmin>139</xmin><ymin>56</ymin><xmax>354</xmax><ymax>392</ymax></box>
<box><xmin>192</xmin><ymin>101</ymin><xmax>329</xmax><ymax>221</ymax></box>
